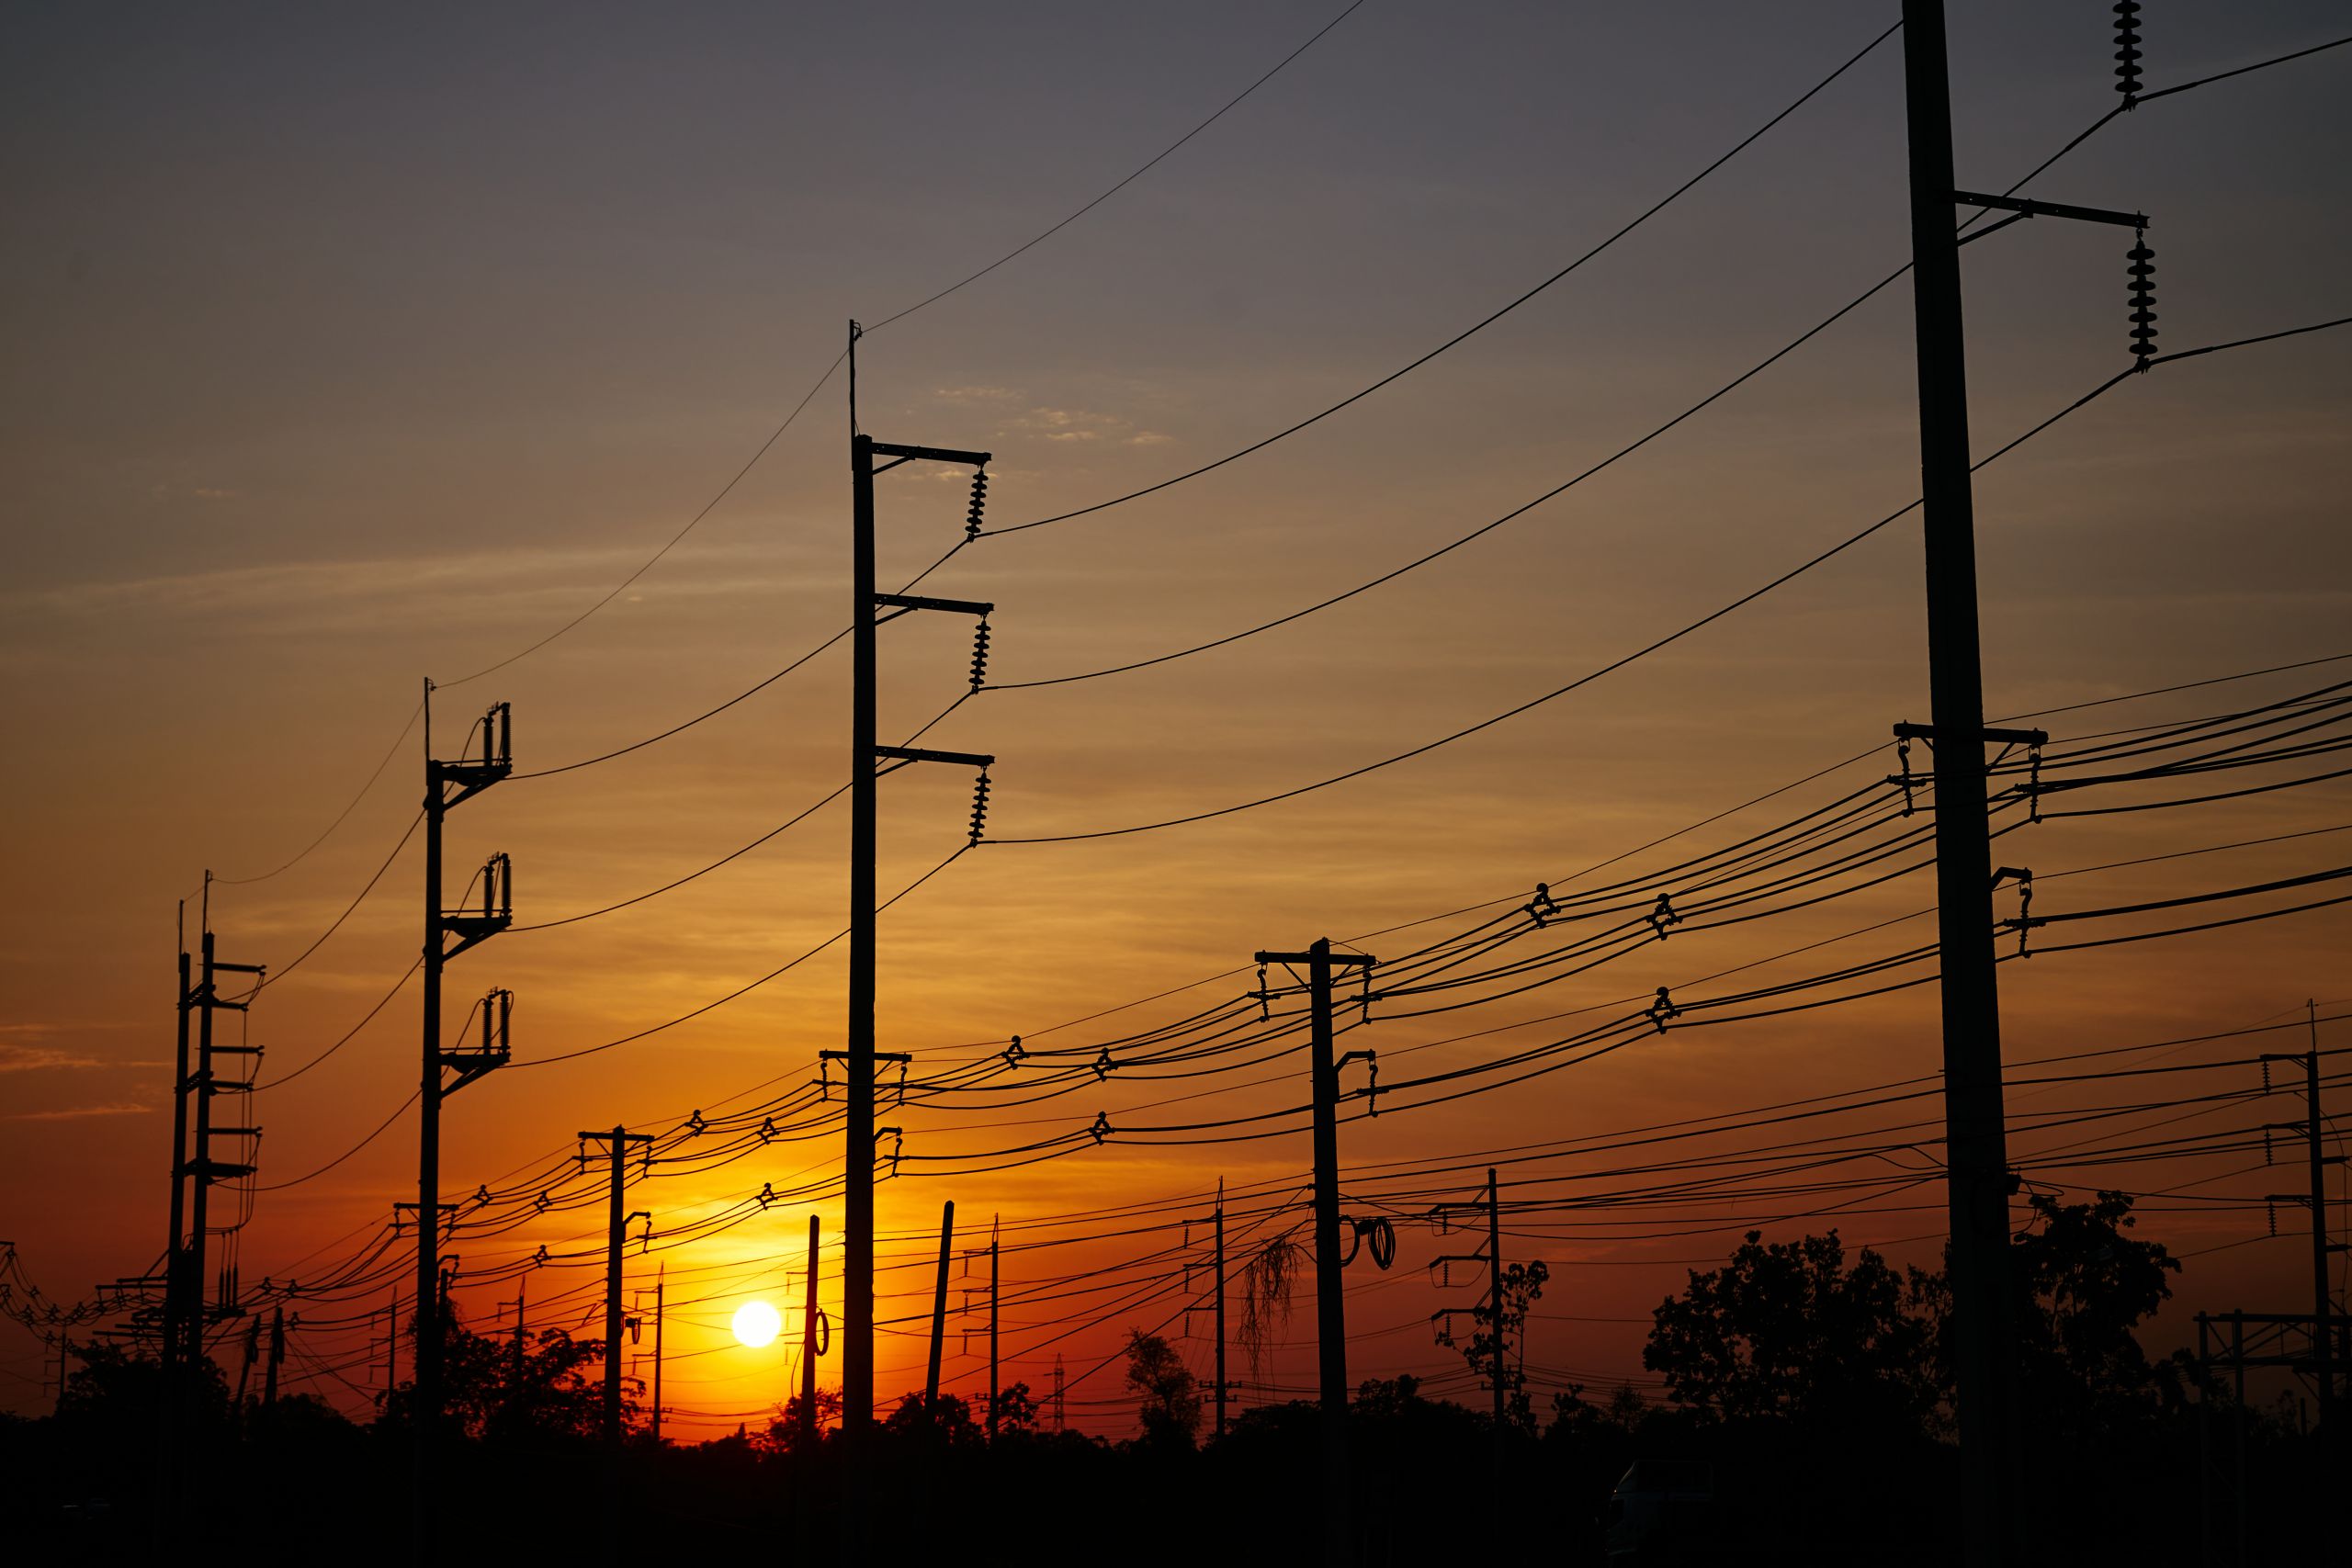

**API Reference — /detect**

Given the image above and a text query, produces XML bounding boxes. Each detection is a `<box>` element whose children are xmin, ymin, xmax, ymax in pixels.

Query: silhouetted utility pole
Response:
<box><xmin>1255</xmin><ymin>937</ymin><xmax>1376</xmax><ymax>1567</ymax></box>
<box><xmin>1486</xmin><ymin>1170</ymin><xmax>1506</xmax><ymax>1439</ymax></box>
<box><xmin>1052</xmin><ymin>1354</ymin><xmax>1065</xmax><ymax>1432</ymax></box>
<box><xmin>263</xmin><ymin>1305</ymin><xmax>284</xmax><ymax>1408</ymax></box>
<box><xmin>1188</xmin><ymin>1179</ymin><xmax>1230</xmax><ymax>1439</ymax></box>
<box><xmin>2263</xmin><ymin>1007</ymin><xmax>2345</xmax><ymax>1426</ymax></box>
<box><xmin>987</xmin><ymin>1215</ymin><xmax>1001</xmax><ymax>1439</ymax></box>
<box><xmin>581</xmin><ymin>1125</ymin><xmax>652</xmax><ymax>1446</ymax></box>
<box><xmin>1214</xmin><ymin>1183</ymin><xmax>1228</xmax><ymax>1439</ymax></box>
<box><xmin>925</xmin><ymin>1201</ymin><xmax>955</xmax><ymax>1418</ymax></box>
<box><xmin>843</xmin><ymin>325</ymin><xmax>994</xmax><ymax>1451</ymax></box>
<box><xmin>175</xmin><ymin>917</ymin><xmax>264</xmax><ymax>1371</ymax></box>
<box><xmin>644</xmin><ymin>1267</ymin><xmax>664</xmax><ymax>1445</ymax></box>
<box><xmin>1904</xmin><ymin>7</ymin><xmax>2162</xmax><ymax>1559</ymax></box>
<box><xmin>415</xmin><ymin>687</ymin><xmax>512</xmax><ymax>1552</ymax></box>
<box><xmin>512</xmin><ymin>1278</ymin><xmax>526</xmax><ymax>1382</ymax></box>
<box><xmin>801</xmin><ymin>1215</ymin><xmax>823</xmax><ymax>1446</ymax></box>
<box><xmin>164</xmin><ymin>929</ymin><xmax>191</xmax><ymax>1372</ymax></box>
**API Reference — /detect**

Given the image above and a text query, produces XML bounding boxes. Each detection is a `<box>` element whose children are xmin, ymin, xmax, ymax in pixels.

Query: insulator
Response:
<box><xmin>967</xmin><ymin>770</ymin><xmax>992</xmax><ymax>845</ymax></box>
<box><xmin>969</xmin><ymin>618</ymin><xmax>992</xmax><ymax>690</ymax></box>
<box><xmin>2127</xmin><ymin>241</ymin><xmax>2157</xmax><ymax>363</ymax></box>
<box><xmin>965</xmin><ymin>469</ymin><xmax>989</xmax><ymax>539</ymax></box>
<box><xmin>2113</xmin><ymin>3</ymin><xmax>2143</xmax><ymax>99</ymax></box>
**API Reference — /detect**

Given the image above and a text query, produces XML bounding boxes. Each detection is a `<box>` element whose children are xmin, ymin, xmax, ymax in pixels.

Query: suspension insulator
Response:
<box><xmin>969</xmin><ymin>618</ymin><xmax>992</xmax><ymax>689</ymax></box>
<box><xmin>2127</xmin><ymin>239</ymin><xmax>2157</xmax><ymax>364</ymax></box>
<box><xmin>967</xmin><ymin>770</ymin><xmax>992</xmax><ymax>844</ymax></box>
<box><xmin>965</xmin><ymin>469</ymin><xmax>989</xmax><ymax>538</ymax></box>
<box><xmin>2112</xmin><ymin>3</ymin><xmax>2143</xmax><ymax>99</ymax></box>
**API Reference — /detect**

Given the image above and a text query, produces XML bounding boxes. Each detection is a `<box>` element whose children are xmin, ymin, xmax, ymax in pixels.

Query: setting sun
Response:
<box><xmin>731</xmin><ymin>1300</ymin><xmax>783</xmax><ymax>1349</ymax></box>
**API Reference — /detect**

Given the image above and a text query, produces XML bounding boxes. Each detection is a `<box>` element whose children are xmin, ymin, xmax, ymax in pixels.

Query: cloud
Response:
<box><xmin>933</xmin><ymin>385</ymin><xmax>1022</xmax><ymax>404</ymax></box>
<box><xmin>6</xmin><ymin>1101</ymin><xmax>151</xmax><ymax>1121</ymax></box>
<box><xmin>0</xmin><ymin>1040</ymin><xmax>100</xmax><ymax>1072</ymax></box>
<box><xmin>1126</xmin><ymin>432</ymin><xmax>1174</xmax><ymax>446</ymax></box>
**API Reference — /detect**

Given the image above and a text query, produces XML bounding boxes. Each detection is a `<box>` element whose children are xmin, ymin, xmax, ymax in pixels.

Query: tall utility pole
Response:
<box><xmin>175</xmin><ymin>922</ymin><xmax>264</xmax><ymax>1372</ymax></box>
<box><xmin>1254</xmin><ymin>937</ymin><xmax>1376</xmax><ymax>1568</ymax></box>
<box><xmin>415</xmin><ymin>687</ymin><xmax>513</xmax><ymax>1551</ymax></box>
<box><xmin>2263</xmin><ymin>1006</ymin><xmax>2344</xmax><ymax>1426</ymax></box>
<box><xmin>581</xmin><ymin>1125</ymin><xmax>652</xmax><ymax>1446</ymax></box>
<box><xmin>1900</xmin><ymin>7</ymin><xmax>2018</xmax><ymax>1558</ymax></box>
<box><xmin>801</xmin><ymin>1215</ymin><xmax>822</xmax><ymax>1446</ymax></box>
<box><xmin>164</xmin><ymin>934</ymin><xmax>191</xmax><ymax>1372</ymax></box>
<box><xmin>924</xmin><ymin>1201</ymin><xmax>955</xmax><ymax>1418</ymax></box>
<box><xmin>842</xmin><ymin>331</ymin><xmax>994</xmax><ymax>1444</ymax></box>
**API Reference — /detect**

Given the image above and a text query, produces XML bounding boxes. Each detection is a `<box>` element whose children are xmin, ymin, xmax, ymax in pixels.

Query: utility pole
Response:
<box><xmin>1052</xmin><ymin>1354</ymin><xmax>1065</xmax><ymax>1432</ymax></box>
<box><xmin>1254</xmin><ymin>937</ymin><xmax>1377</xmax><ymax>1568</ymax></box>
<box><xmin>164</xmin><ymin>931</ymin><xmax>191</xmax><ymax>1373</ymax></box>
<box><xmin>843</xmin><ymin>364</ymin><xmax>995</xmax><ymax>1449</ymax></box>
<box><xmin>2262</xmin><ymin>1005</ymin><xmax>2345</xmax><ymax>1426</ymax></box>
<box><xmin>514</xmin><ymin>1278</ymin><xmax>526</xmax><ymax>1382</ymax></box>
<box><xmin>1214</xmin><ymin>1181</ymin><xmax>1227</xmax><ymax>1441</ymax></box>
<box><xmin>987</xmin><ymin>1214</ymin><xmax>1000</xmax><ymax>1439</ymax></box>
<box><xmin>801</xmin><ymin>1215</ymin><xmax>822</xmax><ymax>1446</ymax></box>
<box><xmin>179</xmin><ymin>922</ymin><xmax>264</xmax><ymax>1368</ymax></box>
<box><xmin>1486</xmin><ymin>1169</ymin><xmax>1506</xmax><ymax>1441</ymax></box>
<box><xmin>415</xmin><ymin>687</ymin><xmax>512</xmax><ymax>1553</ymax></box>
<box><xmin>650</xmin><ymin>1266</ymin><xmax>665</xmax><ymax>1446</ymax></box>
<box><xmin>580</xmin><ymin>1125</ymin><xmax>652</xmax><ymax>1446</ymax></box>
<box><xmin>385</xmin><ymin>1288</ymin><xmax>398</xmax><ymax>1403</ymax></box>
<box><xmin>264</xmin><ymin>1305</ymin><xmax>284</xmax><ymax>1408</ymax></box>
<box><xmin>925</xmin><ymin>1201</ymin><xmax>955</xmax><ymax>1419</ymax></box>
<box><xmin>1900</xmin><ymin>7</ymin><xmax>2018</xmax><ymax>1556</ymax></box>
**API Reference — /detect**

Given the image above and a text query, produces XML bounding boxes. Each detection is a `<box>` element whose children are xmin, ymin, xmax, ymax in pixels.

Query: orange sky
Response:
<box><xmin>5</xmin><ymin>1</ymin><xmax>2348</xmax><ymax>1435</ymax></box>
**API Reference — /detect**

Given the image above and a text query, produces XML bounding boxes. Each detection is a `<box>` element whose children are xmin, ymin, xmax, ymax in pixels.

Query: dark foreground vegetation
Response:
<box><xmin>4</xmin><ymin>1192</ymin><xmax>2337</xmax><ymax>1565</ymax></box>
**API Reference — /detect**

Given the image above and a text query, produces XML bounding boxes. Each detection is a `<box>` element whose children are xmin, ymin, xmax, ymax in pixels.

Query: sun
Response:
<box><xmin>732</xmin><ymin>1300</ymin><xmax>783</xmax><ymax>1349</ymax></box>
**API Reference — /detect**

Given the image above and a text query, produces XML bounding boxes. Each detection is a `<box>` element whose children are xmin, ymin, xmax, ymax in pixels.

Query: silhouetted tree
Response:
<box><xmin>884</xmin><ymin>1389</ymin><xmax>984</xmax><ymax>1447</ymax></box>
<box><xmin>988</xmin><ymin>1379</ymin><xmax>1039</xmax><ymax>1434</ymax></box>
<box><xmin>1642</xmin><ymin>1228</ymin><xmax>1936</xmax><ymax>1434</ymax></box>
<box><xmin>764</xmin><ymin>1385</ymin><xmax>843</xmax><ymax>1452</ymax></box>
<box><xmin>1123</xmin><ymin>1330</ymin><xmax>1200</xmax><ymax>1447</ymax></box>
<box><xmin>1435</xmin><ymin>1257</ymin><xmax>1548</xmax><ymax>1429</ymax></box>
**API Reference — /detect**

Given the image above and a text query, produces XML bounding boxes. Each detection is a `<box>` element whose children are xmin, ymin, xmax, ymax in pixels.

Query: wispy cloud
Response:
<box><xmin>0</xmin><ymin>1036</ymin><xmax>101</xmax><ymax>1073</ymax></box>
<box><xmin>6</xmin><ymin>1101</ymin><xmax>151</xmax><ymax>1121</ymax></box>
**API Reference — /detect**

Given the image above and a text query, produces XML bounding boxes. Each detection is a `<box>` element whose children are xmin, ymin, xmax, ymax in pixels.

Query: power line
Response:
<box><xmin>978</xmin><ymin>18</ymin><xmax>1904</xmax><ymax>538</ymax></box>
<box><xmin>978</xmin><ymin>317</ymin><xmax>2349</xmax><ymax>844</ymax></box>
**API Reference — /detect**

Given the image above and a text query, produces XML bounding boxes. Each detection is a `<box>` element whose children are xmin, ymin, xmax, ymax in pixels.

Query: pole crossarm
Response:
<box><xmin>1953</xmin><ymin>189</ymin><xmax>2145</xmax><ymax>229</ymax></box>
<box><xmin>874</xmin><ymin>592</ymin><xmax>994</xmax><ymax>617</ymax></box>
<box><xmin>873</xmin><ymin>745</ymin><xmax>995</xmax><ymax>770</ymax></box>
<box><xmin>866</xmin><ymin>440</ymin><xmax>992</xmax><ymax>468</ymax></box>
<box><xmin>1892</xmin><ymin>721</ymin><xmax>2050</xmax><ymax>747</ymax></box>
<box><xmin>1254</xmin><ymin>949</ymin><xmax>1377</xmax><ymax>967</ymax></box>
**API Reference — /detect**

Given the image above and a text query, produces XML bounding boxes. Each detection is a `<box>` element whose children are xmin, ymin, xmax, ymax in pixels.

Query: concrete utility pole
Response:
<box><xmin>1486</xmin><ymin>1169</ymin><xmax>1506</xmax><ymax>1442</ymax></box>
<box><xmin>987</xmin><ymin>1215</ymin><xmax>1001</xmax><ymax>1439</ymax></box>
<box><xmin>2263</xmin><ymin>1007</ymin><xmax>2345</xmax><ymax>1427</ymax></box>
<box><xmin>842</xmin><ymin>331</ymin><xmax>994</xmax><ymax>1451</ymax></box>
<box><xmin>579</xmin><ymin>1125</ymin><xmax>652</xmax><ymax>1446</ymax></box>
<box><xmin>1214</xmin><ymin>1182</ymin><xmax>1227</xmax><ymax>1441</ymax></box>
<box><xmin>651</xmin><ymin>1267</ymin><xmax>665</xmax><ymax>1446</ymax></box>
<box><xmin>1899</xmin><ymin>7</ymin><xmax>2018</xmax><ymax>1557</ymax></box>
<box><xmin>801</xmin><ymin>1215</ymin><xmax>822</xmax><ymax>1446</ymax></box>
<box><xmin>1254</xmin><ymin>937</ymin><xmax>1377</xmax><ymax>1567</ymax></box>
<box><xmin>925</xmin><ymin>1201</ymin><xmax>955</xmax><ymax>1419</ymax></box>
<box><xmin>414</xmin><ymin>687</ymin><xmax>513</xmax><ymax>1555</ymax></box>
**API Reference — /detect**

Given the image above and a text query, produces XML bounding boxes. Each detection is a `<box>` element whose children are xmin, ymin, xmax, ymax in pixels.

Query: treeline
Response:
<box><xmin>2</xmin><ymin>1191</ymin><xmax>2335</xmax><ymax>1564</ymax></box>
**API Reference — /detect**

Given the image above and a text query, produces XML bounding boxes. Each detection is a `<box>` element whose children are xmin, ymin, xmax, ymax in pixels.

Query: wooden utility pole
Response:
<box><xmin>2262</xmin><ymin>1009</ymin><xmax>2344</xmax><ymax>1427</ymax></box>
<box><xmin>1255</xmin><ymin>937</ymin><xmax>1376</xmax><ymax>1567</ymax></box>
<box><xmin>263</xmin><ymin>1305</ymin><xmax>284</xmax><ymax>1408</ymax></box>
<box><xmin>1899</xmin><ymin>7</ymin><xmax>2019</xmax><ymax>1558</ymax></box>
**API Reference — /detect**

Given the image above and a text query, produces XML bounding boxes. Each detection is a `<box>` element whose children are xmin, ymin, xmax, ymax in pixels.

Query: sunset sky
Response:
<box><xmin>5</xmin><ymin>0</ymin><xmax>2347</xmax><ymax>1436</ymax></box>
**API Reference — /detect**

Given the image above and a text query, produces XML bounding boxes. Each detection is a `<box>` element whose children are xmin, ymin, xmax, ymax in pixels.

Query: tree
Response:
<box><xmin>1642</xmin><ymin>1229</ymin><xmax>1937</xmax><ymax>1434</ymax></box>
<box><xmin>1123</xmin><ymin>1330</ymin><xmax>1201</xmax><ymax>1447</ymax></box>
<box><xmin>883</xmin><ymin>1390</ymin><xmax>983</xmax><ymax>1447</ymax></box>
<box><xmin>989</xmin><ymin>1379</ymin><xmax>1039</xmax><ymax>1435</ymax></box>
<box><xmin>381</xmin><ymin>1318</ymin><xmax>619</xmax><ymax>1444</ymax></box>
<box><xmin>1911</xmin><ymin>1189</ymin><xmax>2182</xmax><ymax>1440</ymax></box>
<box><xmin>764</xmin><ymin>1386</ymin><xmax>844</xmax><ymax>1453</ymax></box>
<box><xmin>1435</xmin><ymin>1258</ymin><xmax>1548</xmax><ymax>1429</ymax></box>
